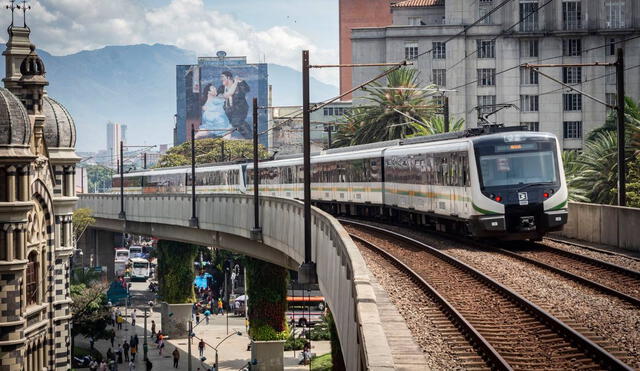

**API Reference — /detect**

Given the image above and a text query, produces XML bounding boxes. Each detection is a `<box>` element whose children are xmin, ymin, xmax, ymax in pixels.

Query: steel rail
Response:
<box><xmin>348</xmin><ymin>233</ymin><xmax>512</xmax><ymax>371</ymax></box>
<box><xmin>341</xmin><ymin>219</ymin><xmax>634</xmax><ymax>371</ymax></box>
<box><xmin>543</xmin><ymin>237</ymin><xmax>640</xmax><ymax>263</ymax></box>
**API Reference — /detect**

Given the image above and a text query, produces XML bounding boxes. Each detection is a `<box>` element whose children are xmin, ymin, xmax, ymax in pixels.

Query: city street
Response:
<box><xmin>75</xmin><ymin>281</ymin><xmax>329</xmax><ymax>370</ymax></box>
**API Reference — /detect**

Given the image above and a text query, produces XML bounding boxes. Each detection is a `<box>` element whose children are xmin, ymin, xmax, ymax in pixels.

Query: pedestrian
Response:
<box><xmin>106</xmin><ymin>348</ymin><xmax>113</xmax><ymax>362</ymax></box>
<box><xmin>195</xmin><ymin>311</ymin><xmax>200</xmax><ymax>324</ymax></box>
<box><xmin>158</xmin><ymin>334</ymin><xmax>165</xmax><ymax>356</ymax></box>
<box><xmin>110</xmin><ymin>331</ymin><xmax>115</xmax><ymax>347</ymax></box>
<box><xmin>123</xmin><ymin>340</ymin><xmax>130</xmax><ymax>362</ymax></box>
<box><xmin>89</xmin><ymin>359</ymin><xmax>99</xmax><ymax>371</ymax></box>
<box><xmin>128</xmin><ymin>360</ymin><xmax>135</xmax><ymax>371</ymax></box>
<box><xmin>204</xmin><ymin>310</ymin><xmax>210</xmax><ymax>325</ymax></box>
<box><xmin>117</xmin><ymin>315</ymin><xmax>123</xmax><ymax>330</ymax></box>
<box><xmin>111</xmin><ymin>310</ymin><xmax>116</xmax><ymax>327</ymax></box>
<box><xmin>198</xmin><ymin>338</ymin><xmax>205</xmax><ymax>357</ymax></box>
<box><xmin>98</xmin><ymin>360</ymin><xmax>108</xmax><ymax>371</ymax></box>
<box><xmin>150</xmin><ymin>320</ymin><xmax>156</xmax><ymax>340</ymax></box>
<box><xmin>89</xmin><ymin>336</ymin><xmax>95</xmax><ymax>350</ymax></box>
<box><xmin>217</xmin><ymin>298</ymin><xmax>223</xmax><ymax>315</ymax></box>
<box><xmin>131</xmin><ymin>309</ymin><xmax>137</xmax><ymax>327</ymax></box>
<box><xmin>172</xmin><ymin>347</ymin><xmax>180</xmax><ymax>368</ymax></box>
<box><xmin>145</xmin><ymin>358</ymin><xmax>152</xmax><ymax>371</ymax></box>
<box><xmin>130</xmin><ymin>344</ymin><xmax>137</xmax><ymax>361</ymax></box>
<box><xmin>117</xmin><ymin>343</ymin><xmax>123</xmax><ymax>364</ymax></box>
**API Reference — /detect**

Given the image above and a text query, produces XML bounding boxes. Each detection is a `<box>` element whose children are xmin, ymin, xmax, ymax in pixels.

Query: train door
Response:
<box><xmin>425</xmin><ymin>154</ymin><xmax>435</xmax><ymax>213</ymax></box>
<box><xmin>449</xmin><ymin>153</ymin><xmax>460</xmax><ymax>217</ymax></box>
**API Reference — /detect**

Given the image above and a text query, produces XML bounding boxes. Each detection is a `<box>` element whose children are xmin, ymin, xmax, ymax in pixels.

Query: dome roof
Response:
<box><xmin>0</xmin><ymin>87</ymin><xmax>30</xmax><ymax>145</ymax></box>
<box><xmin>43</xmin><ymin>96</ymin><xmax>76</xmax><ymax>148</ymax></box>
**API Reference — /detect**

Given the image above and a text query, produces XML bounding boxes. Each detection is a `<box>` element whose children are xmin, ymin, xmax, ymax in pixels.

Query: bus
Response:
<box><xmin>114</xmin><ymin>249</ymin><xmax>129</xmax><ymax>276</ymax></box>
<box><xmin>286</xmin><ymin>296</ymin><xmax>326</xmax><ymax>327</ymax></box>
<box><xmin>130</xmin><ymin>258</ymin><xmax>151</xmax><ymax>281</ymax></box>
<box><xmin>129</xmin><ymin>245</ymin><xmax>144</xmax><ymax>258</ymax></box>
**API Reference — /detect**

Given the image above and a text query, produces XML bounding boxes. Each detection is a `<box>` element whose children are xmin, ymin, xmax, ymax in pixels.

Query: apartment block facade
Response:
<box><xmin>351</xmin><ymin>0</ymin><xmax>640</xmax><ymax>148</ymax></box>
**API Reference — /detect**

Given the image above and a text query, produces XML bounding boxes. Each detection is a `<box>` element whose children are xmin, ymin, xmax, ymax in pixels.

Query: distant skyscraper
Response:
<box><xmin>106</xmin><ymin>122</ymin><xmax>127</xmax><ymax>167</ymax></box>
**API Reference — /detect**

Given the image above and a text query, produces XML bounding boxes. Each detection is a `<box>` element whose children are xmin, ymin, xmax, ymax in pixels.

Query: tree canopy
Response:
<box><xmin>333</xmin><ymin>68</ymin><xmax>463</xmax><ymax>147</ymax></box>
<box><xmin>156</xmin><ymin>138</ymin><xmax>269</xmax><ymax>168</ymax></box>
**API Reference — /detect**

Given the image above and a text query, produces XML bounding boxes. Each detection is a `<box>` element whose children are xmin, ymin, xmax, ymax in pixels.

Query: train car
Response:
<box><xmin>112</xmin><ymin>127</ymin><xmax>568</xmax><ymax>240</ymax></box>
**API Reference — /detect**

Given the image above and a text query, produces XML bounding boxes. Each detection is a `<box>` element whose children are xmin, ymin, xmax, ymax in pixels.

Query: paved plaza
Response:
<box><xmin>75</xmin><ymin>282</ymin><xmax>330</xmax><ymax>370</ymax></box>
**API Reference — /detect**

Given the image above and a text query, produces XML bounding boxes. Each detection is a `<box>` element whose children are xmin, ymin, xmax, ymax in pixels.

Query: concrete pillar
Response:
<box><xmin>6</xmin><ymin>166</ymin><xmax>16</xmax><ymax>202</ymax></box>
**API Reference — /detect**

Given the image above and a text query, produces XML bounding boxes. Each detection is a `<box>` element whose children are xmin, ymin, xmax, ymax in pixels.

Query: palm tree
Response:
<box><xmin>420</xmin><ymin>116</ymin><xmax>465</xmax><ymax>136</ymax></box>
<box><xmin>561</xmin><ymin>150</ymin><xmax>589</xmax><ymax>202</ymax></box>
<box><xmin>341</xmin><ymin>68</ymin><xmax>440</xmax><ymax>146</ymax></box>
<box><xmin>572</xmin><ymin>131</ymin><xmax>619</xmax><ymax>204</ymax></box>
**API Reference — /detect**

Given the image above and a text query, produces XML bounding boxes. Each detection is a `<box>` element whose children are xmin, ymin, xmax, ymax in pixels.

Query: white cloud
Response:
<box><xmin>21</xmin><ymin>0</ymin><xmax>338</xmax><ymax>85</ymax></box>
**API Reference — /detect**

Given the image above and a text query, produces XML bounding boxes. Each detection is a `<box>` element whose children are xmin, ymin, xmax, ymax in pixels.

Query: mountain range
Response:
<box><xmin>0</xmin><ymin>44</ymin><xmax>338</xmax><ymax>151</ymax></box>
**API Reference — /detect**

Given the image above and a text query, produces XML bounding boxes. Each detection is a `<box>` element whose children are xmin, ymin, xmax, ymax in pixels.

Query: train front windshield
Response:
<box><xmin>476</xmin><ymin>139</ymin><xmax>559</xmax><ymax>189</ymax></box>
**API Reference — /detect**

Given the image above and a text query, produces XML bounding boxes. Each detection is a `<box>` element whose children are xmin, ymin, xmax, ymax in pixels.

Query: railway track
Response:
<box><xmin>495</xmin><ymin>244</ymin><xmax>640</xmax><ymax>307</ymax></box>
<box><xmin>342</xmin><ymin>219</ymin><xmax>634</xmax><ymax>371</ymax></box>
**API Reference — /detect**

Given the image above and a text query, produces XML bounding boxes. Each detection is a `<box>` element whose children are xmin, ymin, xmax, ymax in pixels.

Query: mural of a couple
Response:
<box><xmin>199</xmin><ymin>70</ymin><xmax>251</xmax><ymax>140</ymax></box>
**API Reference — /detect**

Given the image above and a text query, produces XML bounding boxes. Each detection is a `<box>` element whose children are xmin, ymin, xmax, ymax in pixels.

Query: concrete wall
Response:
<box><xmin>554</xmin><ymin>202</ymin><xmax>640</xmax><ymax>251</ymax></box>
<box><xmin>78</xmin><ymin>194</ymin><xmax>395</xmax><ymax>370</ymax></box>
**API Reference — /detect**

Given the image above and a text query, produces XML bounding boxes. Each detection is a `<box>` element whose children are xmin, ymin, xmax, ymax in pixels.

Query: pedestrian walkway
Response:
<box><xmin>76</xmin><ymin>302</ymin><xmax>329</xmax><ymax>370</ymax></box>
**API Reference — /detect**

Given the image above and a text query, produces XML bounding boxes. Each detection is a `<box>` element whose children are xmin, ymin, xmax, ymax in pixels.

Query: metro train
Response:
<box><xmin>113</xmin><ymin>127</ymin><xmax>569</xmax><ymax>240</ymax></box>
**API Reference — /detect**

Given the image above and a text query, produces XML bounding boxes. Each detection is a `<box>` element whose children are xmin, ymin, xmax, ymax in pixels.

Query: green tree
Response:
<box><xmin>156</xmin><ymin>138</ymin><xmax>269</xmax><ymax>168</ymax></box>
<box><xmin>335</xmin><ymin>68</ymin><xmax>439</xmax><ymax>146</ymax></box>
<box><xmin>156</xmin><ymin>240</ymin><xmax>198</xmax><ymax>303</ymax></box>
<box><xmin>73</xmin><ymin>208</ymin><xmax>95</xmax><ymax>248</ymax></box>
<box><xmin>84</xmin><ymin>165</ymin><xmax>113</xmax><ymax>193</ymax></box>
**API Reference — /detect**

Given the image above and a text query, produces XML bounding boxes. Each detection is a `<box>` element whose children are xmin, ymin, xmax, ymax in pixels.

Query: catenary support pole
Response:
<box><xmin>444</xmin><ymin>96</ymin><xmax>450</xmax><ymax>133</ymax></box>
<box><xmin>143</xmin><ymin>153</ymin><xmax>147</xmax><ymax>169</ymax></box>
<box><xmin>299</xmin><ymin>50</ymin><xmax>317</xmax><ymax>284</ymax></box>
<box><xmin>252</xmin><ymin>98</ymin><xmax>261</xmax><ymax>232</ymax></box>
<box><xmin>616</xmin><ymin>48</ymin><xmax>626</xmax><ymax>206</ymax></box>
<box><xmin>119</xmin><ymin>141</ymin><xmax>125</xmax><ymax>219</ymax></box>
<box><xmin>190</xmin><ymin>124</ymin><xmax>198</xmax><ymax>227</ymax></box>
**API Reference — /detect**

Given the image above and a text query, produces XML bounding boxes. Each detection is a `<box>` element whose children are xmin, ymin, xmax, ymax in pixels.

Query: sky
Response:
<box><xmin>6</xmin><ymin>0</ymin><xmax>340</xmax><ymax>85</ymax></box>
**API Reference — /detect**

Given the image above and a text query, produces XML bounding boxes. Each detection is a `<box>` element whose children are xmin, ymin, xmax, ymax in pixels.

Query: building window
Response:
<box><xmin>606</xmin><ymin>93</ymin><xmax>617</xmax><ymax>113</ymax></box>
<box><xmin>519</xmin><ymin>0</ymin><xmax>539</xmax><ymax>31</ymax></box>
<box><xmin>408</xmin><ymin>17</ymin><xmax>422</xmax><ymax>26</ymax></box>
<box><xmin>477</xmin><ymin>68</ymin><xmax>496</xmax><ymax>86</ymax></box>
<box><xmin>562</xmin><ymin>67</ymin><xmax>582</xmax><ymax>84</ymax></box>
<box><xmin>520</xmin><ymin>39</ymin><xmax>539</xmax><ymax>57</ymax></box>
<box><xmin>405</xmin><ymin>41</ymin><xmax>418</xmax><ymax>60</ymax></box>
<box><xmin>433</xmin><ymin>69</ymin><xmax>446</xmax><ymax>86</ymax></box>
<box><xmin>26</xmin><ymin>252</ymin><xmax>38</xmax><ymax>306</ymax></box>
<box><xmin>562</xmin><ymin>39</ymin><xmax>581</xmax><ymax>56</ymax></box>
<box><xmin>522</xmin><ymin>121</ymin><xmax>540</xmax><ymax>131</ymax></box>
<box><xmin>433</xmin><ymin>95</ymin><xmax>444</xmax><ymax>107</ymax></box>
<box><xmin>477</xmin><ymin>95</ymin><xmax>496</xmax><ymax>115</ymax></box>
<box><xmin>479</xmin><ymin>0</ymin><xmax>493</xmax><ymax>24</ymax></box>
<box><xmin>520</xmin><ymin>67</ymin><xmax>539</xmax><ymax>85</ymax></box>
<box><xmin>562</xmin><ymin>1</ymin><xmax>582</xmax><ymax>30</ymax></box>
<box><xmin>477</xmin><ymin>40</ymin><xmax>495</xmax><ymax>58</ymax></box>
<box><xmin>606</xmin><ymin>66</ymin><xmax>616</xmax><ymax>85</ymax></box>
<box><xmin>323</xmin><ymin>107</ymin><xmax>334</xmax><ymax>116</ymax></box>
<box><xmin>521</xmin><ymin>95</ymin><xmax>539</xmax><ymax>112</ymax></box>
<box><xmin>563</xmin><ymin>121</ymin><xmax>582</xmax><ymax>139</ymax></box>
<box><xmin>606</xmin><ymin>38</ymin><xmax>618</xmax><ymax>56</ymax></box>
<box><xmin>563</xmin><ymin>94</ymin><xmax>582</xmax><ymax>111</ymax></box>
<box><xmin>432</xmin><ymin>42</ymin><xmax>446</xmax><ymax>59</ymax></box>
<box><xmin>605</xmin><ymin>1</ymin><xmax>625</xmax><ymax>29</ymax></box>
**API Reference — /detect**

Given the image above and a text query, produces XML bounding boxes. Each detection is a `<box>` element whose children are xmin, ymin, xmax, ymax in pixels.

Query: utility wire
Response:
<box><xmin>408</xmin><ymin>0</ymin><xmax>514</xmax><ymax>61</ymax></box>
<box><xmin>446</xmin><ymin>0</ymin><xmax>554</xmax><ymax>71</ymax></box>
<box><xmin>451</xmin><ymin>34</ymin><xmax>640</xmax><ymax>91</ymax></box>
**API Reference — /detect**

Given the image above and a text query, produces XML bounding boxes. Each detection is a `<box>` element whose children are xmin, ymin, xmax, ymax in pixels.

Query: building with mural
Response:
<box><xmin>0</xmin><ymin>21</ymin><xmax>79</xmax><ymax>370</ymax></box>
<box><xmin>175</xmin><ymin>54</ymin><xmax>269</xmax><ymax>147</ymax></box>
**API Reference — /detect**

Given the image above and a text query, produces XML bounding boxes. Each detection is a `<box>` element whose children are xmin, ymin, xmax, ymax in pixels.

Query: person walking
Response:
<box><xmin>117</xmin><ymin>344</ymin><xmax>123</xmax><ymax>364</ymax></box>
<box><xmin>122</xmin><ymin>341</ymin><xmax>130</xmax><ymax>362</ymax></box>
<box><xmin>117</xmin><ymin>314</ymin><xmax>123</xmax><ymax>330</ymax></box>
<box><xmin>98</xmin><ymin>360</ymin><xmax>108</xmax><ymax>371</ymax></box>
<box><xmin>89</xmin><ymin>336</ymin><xmax>95</xmax><ymax>350</ymax></box>
<box><xmin>172</xmin><ymin>347</ymin><xmax>180</xmax><ymax>368</ymax></box>
<box><xmin>158</xmin><ymin>334</ymin><xmax>165</xmax><ymax>356</ymax></box>
<box><xmin>150</xmin><ymin>320</ymin><xmax>156</xmax><ymax>340</ymax></box>
<box><xmin>204</xmin><ymin>310</ymin><xmax>210</xmax><ymax>325</ymax></box>
<box><xmin>130</xmin><ymin>343</ymin><xmax>137</xmax><ymax>362</ymax></box>
<box><xmin>198</xmin><ymin>338</ymin><xmax>205</xmax><ymax>358</ymax></box>
<box><xmin>217</xmin><ymin>298</ymin><xmax>223</xmax><ymax>315</ymax></box>
<box><xmin>111</xmin><ymin>309</ymin><xmax>116</xmax><ymax>327</ymax></box>
<box><xmin>131</xmin><ymin>309</ymin><xmax>137</xmax><ymax>327</ymax></box>
<box><xmin>128</xmin><ymin>360</ymin><xmax>135</xmax><ymax>371</ymax></box>
<box><xmin>109</xmin><ymin>332</ymin><xmax>115</xmax><ymax>348</ymax></box>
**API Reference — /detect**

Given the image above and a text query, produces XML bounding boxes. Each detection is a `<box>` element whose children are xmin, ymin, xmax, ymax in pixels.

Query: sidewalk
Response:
<box><xmin>76</xmin><ymin>282</ymin><xmax>329</xmax><ymax>370</ymax></box>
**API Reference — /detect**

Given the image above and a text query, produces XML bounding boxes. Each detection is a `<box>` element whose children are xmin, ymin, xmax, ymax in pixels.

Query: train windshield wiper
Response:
<box><xmin>516</xmin><ymin>182</ymin><xmax>553</xmax><ymax>192</ymax></box>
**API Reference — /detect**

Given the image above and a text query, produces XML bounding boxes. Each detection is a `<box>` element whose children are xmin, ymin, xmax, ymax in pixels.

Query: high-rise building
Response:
<box><xmin>351</xmin><ymin>0</ymin><xmax>640</xmax><ymax>149</ymax></box>
<box><xmin>106</xmin><ymin>122</ymin><xmax>127</xmax><ymax>167</ymax></box>
<box><xmin>339</xmin><ymin>0</ymin><xmax>395</xmax><ymax>99</ymax></box>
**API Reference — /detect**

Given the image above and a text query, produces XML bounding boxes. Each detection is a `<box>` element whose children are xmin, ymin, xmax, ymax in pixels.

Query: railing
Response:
<box><xmin>78</xmin><ymin>194</ymin><xmax>396</xmax><ymax>370</ymax></box>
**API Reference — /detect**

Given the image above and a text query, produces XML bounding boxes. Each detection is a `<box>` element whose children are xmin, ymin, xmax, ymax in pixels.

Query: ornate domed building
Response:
<box><xmin>0</xmin><ymin>21</ymin><xmax>79</xmax><ymax>371</ymax></box>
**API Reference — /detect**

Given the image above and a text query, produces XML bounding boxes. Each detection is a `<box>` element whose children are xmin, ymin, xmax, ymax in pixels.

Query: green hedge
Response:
<box><xmin>246</xmin><ymin>258</ymin><xmax>288</xmax><ymax>340</ymax></box>
<box><xmin>157</xmin><ymin>240</ymin><xmax>198</xmax><ymax>303</ymax></box>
